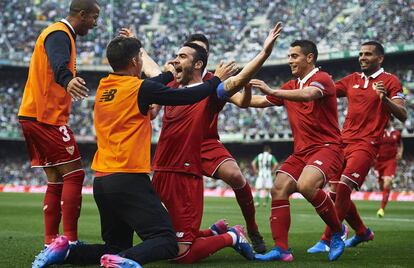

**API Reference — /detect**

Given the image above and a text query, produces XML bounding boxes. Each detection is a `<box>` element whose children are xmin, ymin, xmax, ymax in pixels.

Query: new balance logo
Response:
<box><xmin>314</xmin><ymin>160</ymin><xmax>323</xmax><ymax>166</ymax></box>
<box><xmin>351</xmin><ymin>173</ymin><xmax>360</xmax><ymax>178</ymax></box>
<box><xmin>99</xmin><ymin>89</ymin><xmax>117</xmax><ymax>102</ymax></box>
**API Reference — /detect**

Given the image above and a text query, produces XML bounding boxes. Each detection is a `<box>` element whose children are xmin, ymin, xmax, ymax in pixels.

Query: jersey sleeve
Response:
<box><xmin>335</xmin><ymin>75</ymin><xmax>350</xmax><ymax>97</ymax></box>
<box><xmin>310</xmin><ymin>72</ymin><xmax>336</xmax><ymax>97</ymax></box>
<box><xmin>271</xmin><ymin>155</ymin><xmax>277</xmax><ymax>165</ymax></box>
<box><xmin>388</xmin><ymin>75</ymin><xmax>405</xmax><ymax>100</ymax></box>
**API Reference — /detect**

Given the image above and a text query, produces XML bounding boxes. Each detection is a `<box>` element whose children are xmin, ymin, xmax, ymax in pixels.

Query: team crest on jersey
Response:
<box><xmin>176</xmin><ymin>232</ymin><xmax>184</xmax><ymax>238</ymax></box>
<box><xmin>66</xmin><ymin>146</ymin><xmax>75</xmax><ymax>155</ymax></box>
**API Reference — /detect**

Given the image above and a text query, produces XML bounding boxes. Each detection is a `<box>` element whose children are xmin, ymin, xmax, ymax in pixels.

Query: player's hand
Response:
<box><xmin>163</xmin><ymin>60</ymin><xmax>176</xmax><ymax>76</ymax></box>
<box><xmin>214</xmin><ymin>61</ymin><xmax>238</xmax><ymax>81</ymax></box>
<box><xmin>262</xmin><ymin>22</ymin><xmax>283</xmax><ymax>55</ymax></box>
<box><xmin>67</xmin><ymin>77</ymin><xmax>89</xmax><ymax>101</ymax></box>
<box><xmin>250</xmin><ymin>79</ymin><xmax>273</xmax><ymax>95</ymax></box>
<box><xmin>119</xmin><ymin>28</ymin><xmax>135</xmax><ymax>38</ymax></box>
<box><xmin>373</xmin><ymin>81</ymin><xmax>387</xmax><ymax>101</ymax></box>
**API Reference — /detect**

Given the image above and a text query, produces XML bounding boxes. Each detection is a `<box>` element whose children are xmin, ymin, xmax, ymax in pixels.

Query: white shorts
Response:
<box><xmin>255</xmin><ymin>170</ymin><xmax>274</xmax><ymax>189</ymax></box>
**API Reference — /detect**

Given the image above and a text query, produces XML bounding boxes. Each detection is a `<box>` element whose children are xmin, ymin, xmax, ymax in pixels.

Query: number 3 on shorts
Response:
<box><xmin>59</xmin><ymin>126</ymin><xmax>71</xmax><ymax>142</ymax></box>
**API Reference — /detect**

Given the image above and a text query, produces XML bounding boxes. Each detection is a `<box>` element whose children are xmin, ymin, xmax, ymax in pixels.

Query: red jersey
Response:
<box><xmin>152</xmin><ymin>76</ymin><xmax>222</xmax><ymax>177</ymax></box>
<box><xmin>266</xmin><ymin>68</ymin><xmax>341</xmax><ymax>153</ymax></box>
<box><xmin>336</xmin><ymin>68</ymin><xmax>404</xmax><ymax>144</ymax></box>
<box><xmin>377</xmin><ymin>129</ymin><xmax>401</xmax><ymax>161</ymax></box>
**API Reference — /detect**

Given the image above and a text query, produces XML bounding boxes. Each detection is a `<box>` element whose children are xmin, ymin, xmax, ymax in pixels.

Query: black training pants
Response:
<box><xmin>66</xmin><ymin>173</ymin><xmax>178</xmax><ymax>265</ymax></box>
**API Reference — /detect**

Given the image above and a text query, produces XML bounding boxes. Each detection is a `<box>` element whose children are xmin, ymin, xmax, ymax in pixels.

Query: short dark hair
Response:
<box><xmin>361</xmin><ymin>41</ymin><xmax>385</xmax><ymax>56</ymax></box>
<box><xmin>69</xmin><ymin>0</ymin><xmax>99</xmax><ymax>15</ymax></box>
<box><xmin>183</xmin><ymin>42</ymin><xmax>208</xmax><ymax>72</ymax></box>
<box><xmin>186</xmin><ymin>33</ymin><xmax>210</xmax><ymax>53</ymax></box>
<box><xmin>290</xmin><ymin>40</ymin><xmax>318</xmax><ymax>64</ymax></box>
<box><xmin>106</xmin><ymin>37</ymin><xmax>142</xmax><ymax>71</ymax></box>
<box><xmin>264</xmin><ymin>145</ymin><xmax>271</xmax><ymax>152</ymax></box>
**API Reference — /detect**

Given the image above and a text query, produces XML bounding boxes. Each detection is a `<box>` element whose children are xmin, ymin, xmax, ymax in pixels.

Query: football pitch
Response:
<box><xmin>1</xmin><ymin>193</ymin><xmax>413</xmax><ymax>267</ymax></box>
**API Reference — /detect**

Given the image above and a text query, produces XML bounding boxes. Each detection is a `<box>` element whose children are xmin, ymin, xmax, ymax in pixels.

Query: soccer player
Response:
<box><xmin>247</xmin><ymin>40</ymin><xmax>346</xmax><ymax>261</ymax></box>
<box><xmin>374</xmin><ymin>121</ymin><xmax>403</xmax><ymax>217</ymax></box>
<box><xmin>308</xmin><ymin>41</ymin><xmax>407</xmax><ymax>252</ymax></box>
<box><xmin>252</xmin><ymin>145</ymin><xmax>278</xmax><ymax>208</ymax></box>
<box><xmin>31</xmin><ymin>36</ymin><xmax>237</xmax><ymax>268</ymax></box>
<box><xmin>184</xmin><ymin>33</ymin><xmax>266</xmax><ymax>253</ymax></box>
<box><xmin>151</xmin><ymin>23</ymin><xmax>282</xmax><ymax>264</ymax></box>
<box><xmin>18</xmin><ymin>0</ymin><xmax>100</xmax><ymax>250</ymax></box>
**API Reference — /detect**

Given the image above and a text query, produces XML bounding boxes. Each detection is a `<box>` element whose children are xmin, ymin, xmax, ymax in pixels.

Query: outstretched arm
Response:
<box><xmin>119</xmin><ymin>28</ymin><xmax>163</xmax><ymax>78</ymax></box>
<box><xmin>223</xmin><ymin>22</ymin><xmax>283</xmax><ymax>97</ymax></box>
<box><xmin>250</xmin><ymin>79</ymin><xmax>323</xmax><ymax>102</ymax></box>
<box><xmin>229</xmin><ymin>83</ymin><xmax>252</xmax><ymax>108</ymax></box>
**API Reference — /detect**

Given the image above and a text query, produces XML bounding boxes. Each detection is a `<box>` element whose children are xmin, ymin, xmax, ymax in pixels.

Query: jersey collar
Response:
<box><xmin>360</xmin><ymin>68</ymin><xmax>384</xmax><ymax>88</ymax></box>
<box><xmin>60</xmin><ymin>19</ymin><xmax>76</xmax><ymax>36</ymax></box>
<box><xmin>298</xmin><ymin>67</ymin><xmax>319</xmax><ymax>89</ymax></box>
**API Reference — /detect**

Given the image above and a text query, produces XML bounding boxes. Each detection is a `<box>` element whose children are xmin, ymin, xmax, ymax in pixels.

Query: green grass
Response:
<box><xmin>1</xmin><ymin>193</ymin><xmax>414</xmax><ymax>267</ymax></box>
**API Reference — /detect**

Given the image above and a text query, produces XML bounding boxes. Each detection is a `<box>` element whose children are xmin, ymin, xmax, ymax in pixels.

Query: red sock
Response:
<box><xmin>61</xmin><ymin>169</ymin><xmax>84</xmax><ymax>242</ymax></box>
<box><xmin>381</xmin><ymin>187</ymin><xmax>391</xmax><ymax>209</ymax></box>
<box><xmin>43</xmin><ymin>183</ymin><xmax>63</xmax><ymax>244</ymax></box>
<box><xmin>310</xmin><ymin>189</ymin><xmax>341</xmax><ymax>233</ymax></box>
<box><xmin>345</xmin><ymin>201</ymin><xmax>367</xmax><ymax>236</ymax></box>
<box><xmin>234</xmin><ymin>182</ymin><xmax>258</xmax><ymax>233</ymax></box>
<box><xmin>196</xmin><ymin>229</ymin><xmax>214</xmax><ymax>238</ymax></box>
<box><xmin>322</xmin><ymin>183</ymin><xmax>352</xmax><ymax>241</ymax></box>
<box><xmin>270</xmin><ymin>200</ymin><xmax>290</xmax><ymax>250</ymax></box>
<box><xmin>334</xmin><ymin>182</ymin><xmax>353</xmax><ymax>221</ymax></box>
<box><xmin>175</xmin><ymin>233</ymin><xmax>233</xmax><ymax>263</ymax></box>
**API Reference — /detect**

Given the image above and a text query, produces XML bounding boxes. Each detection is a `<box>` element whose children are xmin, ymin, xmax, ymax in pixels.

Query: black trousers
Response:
<box><xmin>66</xmin><ymin>173</ymin><xmax>178</xmax><ymax>265</ymax></box>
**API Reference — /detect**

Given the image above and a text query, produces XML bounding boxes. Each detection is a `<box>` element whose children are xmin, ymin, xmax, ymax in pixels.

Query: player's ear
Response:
<box><xmin>194</xmin><ymin>60</ymin><xmax>203</xmax><ymax>70</ymax></box>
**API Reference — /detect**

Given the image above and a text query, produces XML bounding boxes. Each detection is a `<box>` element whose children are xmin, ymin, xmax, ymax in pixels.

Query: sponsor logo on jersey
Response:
<box><xmin>184</xmin><ymin>162</ymin><xmax>190</xmax><ymax>167</ymax></box>
<box><xmin>352</xmin><ymin>84</ymin><xmax>360</xmax><ymax>89</ymax></box>
<box><xmin>99</xmin><ymin>89</ymin><xmax>117</xmax><ymax>102</ymax></box>
<box><xmin>66</xmin><ymin>146</ymin><xmax>75</xmax><ymax>155</ymax></box>
<box><xmin>351</xmin><ymin>172</ymin><xmax>360</xmax><ymax>178</ymax></box>
<box><xmin>176</xmin><ymin>232</ymin><xmax>184</xmax><ymax>238</ymax></box>
<box><xmin>314</xmin><ymin>160</ymin><xmax>323</xmax><ymax>166</ymax></box>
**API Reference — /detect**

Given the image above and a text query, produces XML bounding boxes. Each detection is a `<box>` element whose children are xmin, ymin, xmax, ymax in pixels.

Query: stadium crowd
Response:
<box><xmin>1</xmin><ymin>0</ymin><xmax>413</xmax><ymax>65</ymax></box>
<box><xmin>2</xmin><ymin>65</ymin><xmax>413</xmax><ymax>140</ymax></box>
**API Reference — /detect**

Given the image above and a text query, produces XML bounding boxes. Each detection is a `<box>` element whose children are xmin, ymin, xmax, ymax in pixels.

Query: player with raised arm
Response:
<box><xmin>31</xmin><ymin>36</ymin><xmax>237</xmax><ymax>268</ymax></box>
<box><xmin>151</xmin><ymin>23</ymin><xmax>282</xmax><ymax>264</ymax></box>
<box><xmin>248</xmin><ymin>40</ymin><xmax>346</xmax><ymax>262</ymax></box>
<box><xmin>308</xmin><ymin>41</ymin><xmax>407</xmax><ymax>252</ymax></box>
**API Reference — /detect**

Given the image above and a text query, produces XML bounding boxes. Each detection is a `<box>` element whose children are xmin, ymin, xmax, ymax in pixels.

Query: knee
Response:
<box><xmin>223</xmin><ymin>168</ymin><xmax>245</xmax><ymax>188</ymax></box>
<box><xmin>270</xmin><ymin>179</ymin><xmax>295</xmax><ymax>199</ymax></box>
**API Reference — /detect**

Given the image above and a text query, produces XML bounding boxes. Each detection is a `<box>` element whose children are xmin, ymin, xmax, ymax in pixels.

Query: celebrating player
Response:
<box><xmin>308</xmin><ymin>41</ymin><xmax>407</xmax><ymax>252</ymax></box>
<box><xmin>374</xmin><ymin>121</ymin><xmax>403</xmax><ymax>217</ymax></box>
<box><xmin>151</xmin><ymin>22</ymin><xmax>282</xmax><ymax>264</ymax></box>
<box><xmin>18</xmin><ymin>0</ymin><xmax>100</xmax><ymax>255</ymax></box>
<box><xmin>31</xmin><ymin>35</ymin><xmax>238</xmax><ymax>268</ymax></box>
<box><xmin>248</xmin><ymin>40</ymin><xmax>346</xmax><ymax>261</ymax></box>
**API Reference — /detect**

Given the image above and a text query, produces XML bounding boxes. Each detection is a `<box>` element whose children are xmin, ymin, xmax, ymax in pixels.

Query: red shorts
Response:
<box><xmin>331</xmin><ymin>141</ymin><xmax>378</xmax><ymax>188</ymax></box>
<box><xmin>152</xmin><ymin>171</ymin><xmax>204</xmax><ymax>243</ymax></box>
<box><xmin>201</xmin><ymin>139</ymin><xmax>234</xmax><ymax>177</ymax></box>
<box><xmin>278</xmin><ymin>144</ymin><xmax>343</xmax><ymax>185</ymax></box>
<box><xmin>375</xmin><ymin>158</ymin><xmax>397</xmax><ymax>180</ymax></box>
<box><xmin>19</xmin><ymin>120</ymin><xmax>81</xmax><ymax>167</ymax></box>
